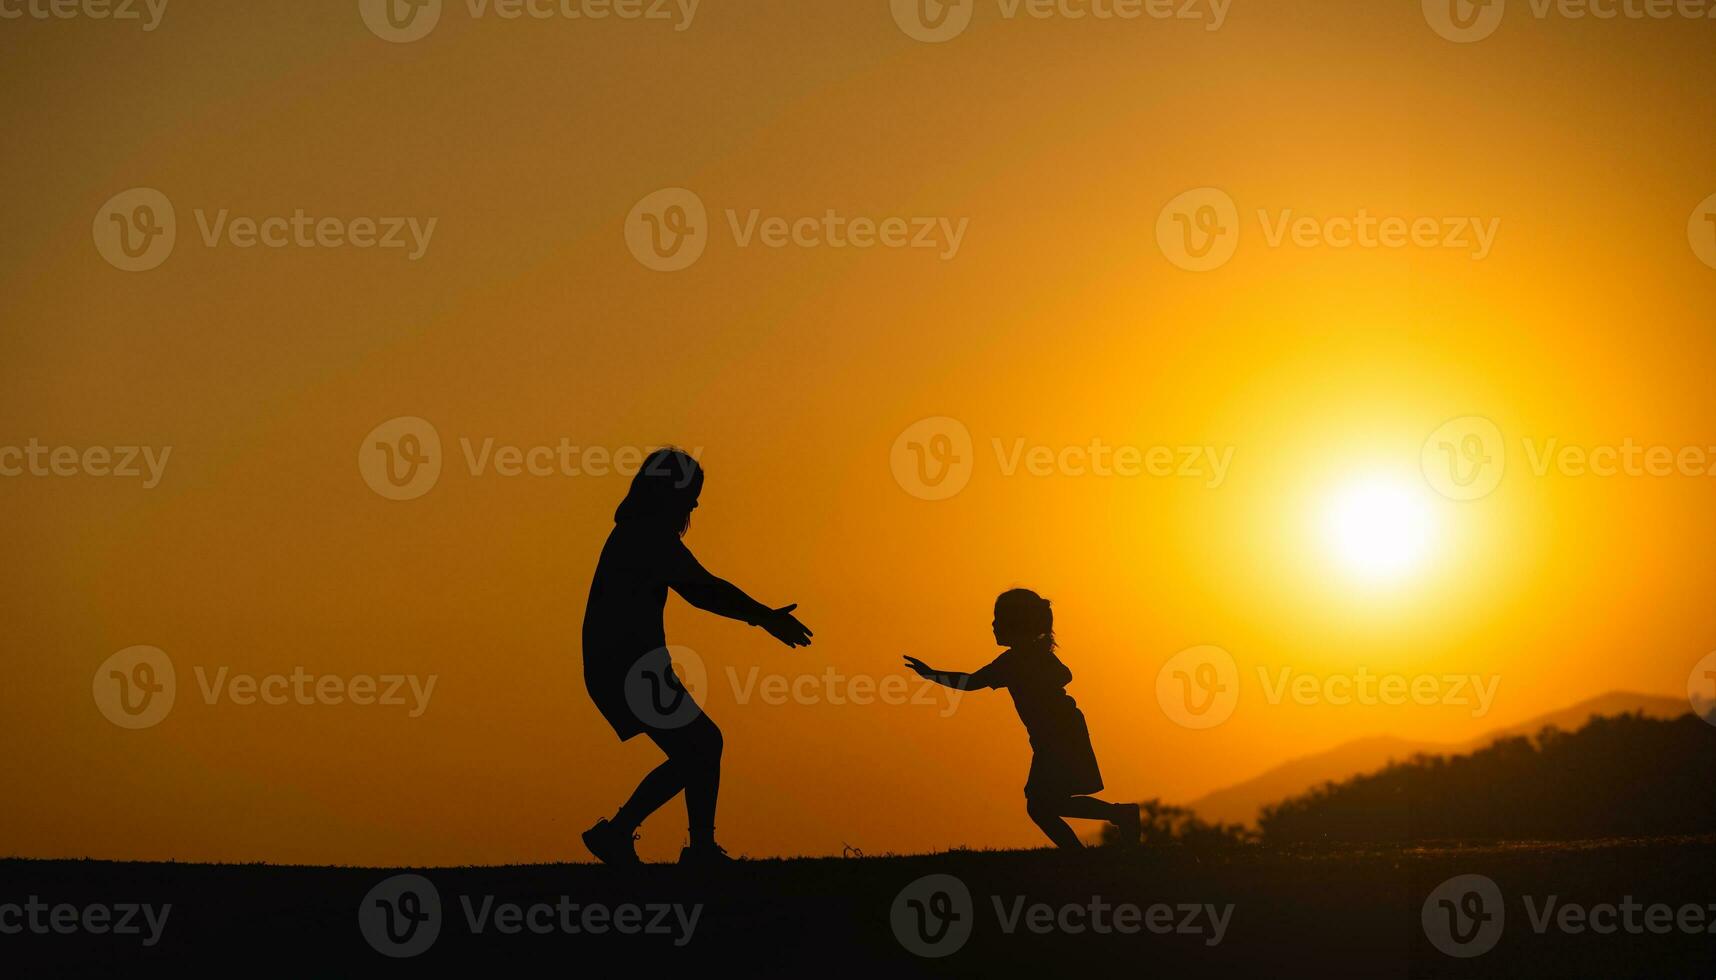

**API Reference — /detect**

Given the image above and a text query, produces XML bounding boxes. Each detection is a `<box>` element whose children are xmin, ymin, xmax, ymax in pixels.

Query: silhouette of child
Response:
<box><xmin>905</xmin><ymin>589</ymin><xmax>1139</xmax><ymax>849</ymax></box>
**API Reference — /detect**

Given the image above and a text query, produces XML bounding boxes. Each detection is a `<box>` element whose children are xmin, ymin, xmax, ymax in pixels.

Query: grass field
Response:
<box><xmin>3</xmin><ymin>836</ymin><xmax>1714</xmax><ymax>976</ymax></box>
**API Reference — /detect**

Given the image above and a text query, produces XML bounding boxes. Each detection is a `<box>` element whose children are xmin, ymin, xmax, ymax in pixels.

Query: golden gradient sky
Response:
<box><xmin>2</xmin><ymin>0</ymin><xmax>1715</xmax><ymax>864</ymax></box>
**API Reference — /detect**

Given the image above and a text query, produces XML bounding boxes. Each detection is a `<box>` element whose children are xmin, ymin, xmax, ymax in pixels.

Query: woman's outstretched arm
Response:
<box><xmin>666</xmin><ymin>541</ymin><xmax>813</xmax><ymax>648</ymax></box>
<box><xmin>903</xmin><ymin>656</ymin><xmax>991</xmax><ymax>691</ymax></box>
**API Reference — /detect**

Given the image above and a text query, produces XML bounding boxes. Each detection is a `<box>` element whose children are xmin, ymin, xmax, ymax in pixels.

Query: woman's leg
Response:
<box><xmin>644</xmin><ymin>711</ymin><xmax>724</xmax><ymax>846</ymax></box>
<box><xmin>1026</xmin><ymin>795</ymin><xmax>1084</xmax><ymax>849</ymax></box>
<box><xmin>612</xmin><ymin>758</ymin><xmax>685</xmax><ymax>833</ymax></box>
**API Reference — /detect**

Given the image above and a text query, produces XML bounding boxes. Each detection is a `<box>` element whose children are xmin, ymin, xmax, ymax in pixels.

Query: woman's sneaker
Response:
<box><xmin>582</xmin><ymin>819</ymin><xmax>641</xmax><ymax>866</ymax></box>
<box><xmin>678</xmin><ymin>842</ymin><xmax>736</xmax><ymax>866</ymax></box>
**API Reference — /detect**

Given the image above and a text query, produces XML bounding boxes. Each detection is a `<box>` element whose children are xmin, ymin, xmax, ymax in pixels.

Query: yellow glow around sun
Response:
<box><xmin>1322</xmin><ymin>473</ymin><xmax>1439</xmax><ymax>586</ymax></box>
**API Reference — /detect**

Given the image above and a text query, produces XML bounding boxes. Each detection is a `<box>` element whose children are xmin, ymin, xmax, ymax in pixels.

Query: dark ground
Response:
<box><xmin>2</xmin><ymin>836</ymin><xmax>1714</xmax><ymax>977</ymax></box>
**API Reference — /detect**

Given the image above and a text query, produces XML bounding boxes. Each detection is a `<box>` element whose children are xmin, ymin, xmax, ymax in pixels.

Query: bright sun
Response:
<box><xmin>1322</xmin><ymin>474</ymin><xmax>1438</xmax><ymax>585</ymax></box>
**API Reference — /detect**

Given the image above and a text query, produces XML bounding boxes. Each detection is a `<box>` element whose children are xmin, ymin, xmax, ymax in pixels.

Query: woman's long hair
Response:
<box><xmin>995</xmin><ymin>588</ymin><xmax>1056</xmax><ymax>650</ymax></box>
<box><xmin>614</xmin><ymin>447</ymin><xmax>704</xmax><ymax>537</ymax></box>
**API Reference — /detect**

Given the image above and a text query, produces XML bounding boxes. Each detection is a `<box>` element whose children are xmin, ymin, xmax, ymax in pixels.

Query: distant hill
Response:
<box><xmin>1180</xmin><ymin>691</ymin><xmax>1691</xmax><ymax>828</ymax></box>
<box><xmin>1258</xmin><ymin>711</ymin><xmax>1716</xmax><ymax>842</ymax></box>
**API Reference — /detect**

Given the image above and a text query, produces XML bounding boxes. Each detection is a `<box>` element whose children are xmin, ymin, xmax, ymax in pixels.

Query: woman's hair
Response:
<box><xmin>614</xmin><ymin>447</ymin><xmax>704</xmax><ymax>537</ymax></box>
<box><xmin>995</xmin><ymin>588</ymin><xmax>1056</xmax><ymax>650</ymax></box>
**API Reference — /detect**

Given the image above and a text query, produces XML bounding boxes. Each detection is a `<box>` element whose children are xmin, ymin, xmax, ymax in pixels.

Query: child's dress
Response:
<box><xmin>970</xmin><ymin>645</ymin><xmax>1104</xmax><ymax>799</ymax></box>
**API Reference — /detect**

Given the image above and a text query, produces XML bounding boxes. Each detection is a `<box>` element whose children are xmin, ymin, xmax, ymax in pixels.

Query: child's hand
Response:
<box><xmin>902</xmin><ymin>655</ymin><xmax>933</xmax><ymax>678</ymax></box>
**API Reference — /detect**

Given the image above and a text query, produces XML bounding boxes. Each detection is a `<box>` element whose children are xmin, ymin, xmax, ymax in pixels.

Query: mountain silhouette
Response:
<box><xmin>1258</xmin><ymin>709</ymin><xmax>1716</xmax><ymax>842</ymax></box>
<box><xmin>1179</xmin><ymin>691</ymin><xmax>1691</xmax><ymax>827</ymax></box>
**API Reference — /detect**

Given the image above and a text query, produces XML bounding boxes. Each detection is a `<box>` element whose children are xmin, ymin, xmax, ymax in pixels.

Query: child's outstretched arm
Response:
<box><xmin>902</xmin><ymin>656</ymin><xmax>990</xmax><ymax>691</ymax></box>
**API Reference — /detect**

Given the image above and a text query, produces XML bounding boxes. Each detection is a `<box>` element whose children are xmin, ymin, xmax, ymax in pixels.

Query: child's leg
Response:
<box><xmin>1057</xmin><ymin>796</ymin><xmax>1131</xmax><ymax>823</ymax></box>
<box><xmin>1026</xmin><ymin>795</ymin><xmax>1084</xmax><ymax>849</ymax></box>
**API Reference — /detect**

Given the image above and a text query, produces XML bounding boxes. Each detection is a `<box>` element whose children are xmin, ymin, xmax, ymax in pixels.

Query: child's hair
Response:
<box><xmin>614</xmin><ymin>447</ymin><xmax>704</xmax><ymax>537</ymax></box>
<box><xmin>995</xmin><ymin>588</ymin><xmax>1056</xmax><ymax>649</ymax></box>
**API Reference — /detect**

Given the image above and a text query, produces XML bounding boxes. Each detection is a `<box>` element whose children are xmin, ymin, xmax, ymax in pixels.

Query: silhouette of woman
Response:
<box><xmin>905</xmin><ymin>589</ymin><xmax>1139</xmax><ymax>849</ymax></box>
<box><xmin>581</xmin><ymin>448</ymin><xmax>812</xmax><ymax>866</ymax></box>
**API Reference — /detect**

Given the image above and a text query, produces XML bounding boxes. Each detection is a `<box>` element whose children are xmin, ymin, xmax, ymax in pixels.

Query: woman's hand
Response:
<box><xmin>902</xmin><ymin>655</ymin><xmax>934</xmax><ymax>678</ymax></box>
<box><xmin>760</xmin><ymin>603</ymin><xmax>813</xmax><ymax>648</ymax></box>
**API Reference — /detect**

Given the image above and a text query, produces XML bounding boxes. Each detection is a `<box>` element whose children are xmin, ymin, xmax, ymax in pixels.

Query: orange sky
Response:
<box><xmin>2</xmin><ymin>1</ymin><xmax>1715</xmax><ymax>865</ymax></box>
